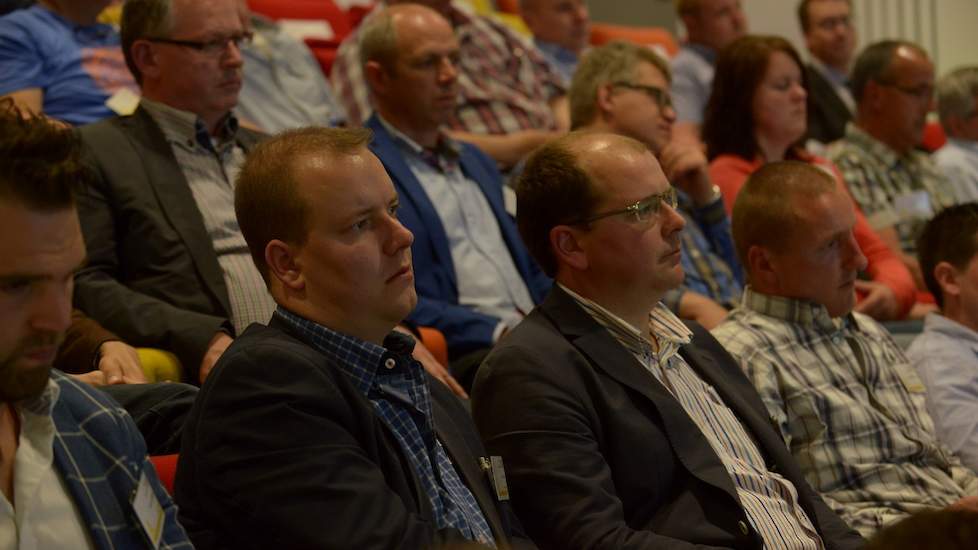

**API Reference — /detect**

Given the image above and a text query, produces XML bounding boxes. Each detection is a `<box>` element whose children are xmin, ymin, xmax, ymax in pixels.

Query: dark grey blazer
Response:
<box><xmin>805</xmin><ymin>62</ymin><xmax>853</xmax><ymax>145</ymax></box>
<box><xmin>175</xmin><ymin>317</ymin><xmax>533</xmax><ymax>549</ymax></box>
<box><xmin>472</xmin><ymin>286</ymin><xmax>864</xmax><ymax>550</ymax></box>
<box><xmin>74</xmin><ymin>107</ymin><xmax>263</xmax><ymax>378</ymax></box>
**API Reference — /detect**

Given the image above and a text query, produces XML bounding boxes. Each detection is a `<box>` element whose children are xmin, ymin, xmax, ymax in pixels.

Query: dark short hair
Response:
<box><xmin>121</xmin><ymin>0</ymin><xmax>173</xmax><ymax>85</ymax></box>
<box><xmin>732</xmin><ymin>160</ymin><xmax>836</xmax><ymax>271</ymax></box>
<box><xmin>515</xmin><ymin>132</ymin><xmax>609</xmax><ymax>276</ymax></box>
<box><xmin>0</xmin><ymin>99</ymin><xmax>84</xmax><ymax>211</ymax></box>
<box><xmin>866</xmin><ymin>509</ymin><xmax>978</xmax><ymax>550</ymax></box>
<box><xmin>235</xmin><ymin>127</ymin><xmax>374</xmax><ymax>286</ymax></box>
<box><xmin>917</xmin><ymin>202</ymin><xmax>978</xmax><ymax>308</ymax></box>
<box><xmin>797</xmin><ymin>0</ymin><xmax>851</xmax><ymax>33</ymax></box>
<box><xmin>850</xmin><ymin>39</ymin><xmax>926</xmax><ymax>103</ymax></box>
<box><xmin>703</xmin><ymin>35</ymin><xmax>808</xmax><ymax>161</ymax></box>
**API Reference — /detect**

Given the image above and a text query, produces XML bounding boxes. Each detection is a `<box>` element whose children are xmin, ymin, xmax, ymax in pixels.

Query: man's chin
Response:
<box><xmin>0</xmin><ymin>359</ymin><xmax>52</xmax><ymax>402</ymax></box>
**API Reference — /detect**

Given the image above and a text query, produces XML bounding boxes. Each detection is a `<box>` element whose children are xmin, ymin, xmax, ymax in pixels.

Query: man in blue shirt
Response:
<box><xmin>908</xmin><ymin>203</ymin><xmax>978</xmax><ymax>472</ymax></box>
<box><xmin>174</xmin><ymin>125</ymin><xmax>532</xmax><ymax>549</ymax></box>
<box><xmin>518</xmin><ymin>0</ymin><xmax>590</xmax><ymax>86</ymax></box>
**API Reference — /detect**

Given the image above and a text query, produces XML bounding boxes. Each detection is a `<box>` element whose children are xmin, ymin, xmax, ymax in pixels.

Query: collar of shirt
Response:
<box><xmin>923</xmin><ymin>311</ymin><xmax>978</xmax><ymax>346</ymax></box>
<box><xmin>684</xmin><ymin>42</ymin><xmax>717</xmax><ymax>64</ymax></box>
<box><xmin>16</xmin><ymin>378</ymin><xmax>60</xmax><ymax>418</ymax></box>
<box><xmin>273</xmin><ymin>306</ymin><xmax>418</xmax><ymax>396</ymax></box>
<box><xmin>843</xmin><ymin>121</ymin><xmax>913</xmax><ymax>168</ymax></box>
<box><xmin>809</xmin><ymin>56</ymin><xmax>849</xmax><ymax>88</ymax></box>
<box><xmin>740</xmin><ymin>286</ymin><xmax>854</xmax><ymax>335</ymax></box>
<box><xmin>140</xmin><ymin>97</ymin><xmax>239</xmax><ymax>155</ymax></box>
<box><xmin>559</xmin><ymin>283</ymin><xmax>692</xmax><ymax>360</ymax></box>
<box><xmin>377</xmin><ymin>115</ymin><xmax>461</xmax><ymax>173</ymax></box>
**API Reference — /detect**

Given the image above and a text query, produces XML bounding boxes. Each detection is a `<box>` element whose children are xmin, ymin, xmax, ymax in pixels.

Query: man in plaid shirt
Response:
<box><xmin>332</xmin><ymin>0</ymin><xmax>567</xmax><ymax>169</ymax></box>
<box><xmin>712</xmin><ymin>160</ymin><xmax>978</xmax><ymax>538</ymax></box>
<box><xmin>0</xmin><ymin>103</ymin><xmax>190</xmax><ymax>549</ymax></box>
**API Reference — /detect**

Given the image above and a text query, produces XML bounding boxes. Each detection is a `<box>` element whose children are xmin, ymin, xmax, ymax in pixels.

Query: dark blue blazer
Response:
<box><xmin>366</xmin><ymin>115</ymin><xmax>550</xmax><ymax>358</ymax></box>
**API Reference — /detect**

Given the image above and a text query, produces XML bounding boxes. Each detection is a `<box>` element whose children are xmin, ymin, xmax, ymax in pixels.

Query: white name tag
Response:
<box><xmin>503</xmin><ymin>185</ymin><xmax>517</xmax><ymax>218</ymax></box>
<box><xmin>105</xmin><ymin>88</ymin><xmax>140</xmax><ymax>116</ymax></box>
<box><xmin>131</xmin><ymin>471</ymin><xmax>164</xmax><ymax>549</ymax></box>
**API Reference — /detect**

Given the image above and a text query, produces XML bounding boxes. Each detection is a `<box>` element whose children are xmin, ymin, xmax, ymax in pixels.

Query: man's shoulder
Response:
<box><xmin>49</xmin><ymin>371</ymin><xmax>143</xmax><ymax>459</ymax></box>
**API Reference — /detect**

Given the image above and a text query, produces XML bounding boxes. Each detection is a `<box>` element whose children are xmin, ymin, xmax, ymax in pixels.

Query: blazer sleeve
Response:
<box><xmin>179</xmin><ymin>344</ymin><xmax>472</xmax><ymax>549</ymax></box>
<box><xmin>73</xmin><ymin>136</ymin><xmax>227</xmax><ymax>378</ymax></box>
<box><xmin>473</xmin><ymin>345</ymin><xmax>731</xmax><ymax>550</ymax></box>
<box><xmin>54</xmin><ymin>309</ymin><xmax>118</xmax><ymax>374</ymax></box>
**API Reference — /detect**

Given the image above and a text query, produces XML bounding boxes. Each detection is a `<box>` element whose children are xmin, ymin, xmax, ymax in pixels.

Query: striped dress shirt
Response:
<box><xmin>713</xmin><ymin>288</ymin><xmax>978</xmax><ymax>537</ymax></box>
<box><xmin>561</xmin><ymin>285</ymin><xmax>824</xmax><ymax>550</ymax></box>
<box><xmin>141</xmin><ymin>99</ymin><xmax>275</xmax><ymax>336</ymax></box>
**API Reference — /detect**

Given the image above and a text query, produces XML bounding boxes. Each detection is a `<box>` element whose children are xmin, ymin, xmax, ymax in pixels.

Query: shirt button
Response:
<box><xmin>384</xmin><ymin>358</ymin><xmax>396</xmax><ymax>370</ymax></box>
<box><xmin>738</xmin><ymin>520</ymin><xmax>750</xmax><ymax>535</ymax></box>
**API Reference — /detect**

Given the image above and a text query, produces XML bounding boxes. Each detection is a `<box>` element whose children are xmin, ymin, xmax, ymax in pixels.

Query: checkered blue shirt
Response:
<box><xmin>275</xmin><ymin>307</ymin><xmax>495</xmax><ymax>545</ymax></box>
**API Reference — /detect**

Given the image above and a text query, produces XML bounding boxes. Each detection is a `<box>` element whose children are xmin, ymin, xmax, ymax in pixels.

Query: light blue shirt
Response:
<box><xmin>670</xmin><ymin>43</ymin><xmax>715</xmax><ymax>125</ymax></box>
<box><xmin>534</xmin><ymin>38</ymin><xmax>579</xmax><ymax>87</ymax></box>
<box><xmin>934</xmin><ymin>137</ymin><xmax>978</xmax><ymax>204</ymax></box>
<box><xmin>907</xmin><ymin>312</ymin><xmax>978</xmax><ymax>472</ymax></box>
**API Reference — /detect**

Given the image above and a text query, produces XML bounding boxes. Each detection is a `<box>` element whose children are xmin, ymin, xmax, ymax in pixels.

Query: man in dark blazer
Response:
<box><xmin>360</xmin><ymin>4</ymin><xmax>551</xmax><ymax>367</ymax></box>
<box><xmin>175</xmin><ymin>126</ymin><xmax>533</xmax><ymax>549</ymax></box>
<box><xmin>799</xmin><ymin>0</ymin><xmax>857</xmax><ymax>145</ymax></box>
<box><xmin>472</xmin><ymin>131</ymin><xmax>864</xmax><ymax>549</ymax></box>
<box><xmin>73</xmin><ymin>0</ymin><xmax>272</xmax><ymax>383</ymax></box>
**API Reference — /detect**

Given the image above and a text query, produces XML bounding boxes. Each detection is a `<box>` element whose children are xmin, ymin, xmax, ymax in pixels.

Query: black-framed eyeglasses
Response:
<box><xmin>146</xmin><ymin>32</ymin><xmax>254</xmax><ymax>56</ymax></box>
<box><xmin>611</xmin><ymin>81</ymin><xmax>673</xmax><ymax>110</ymax></box>
<box><xmin>570</xmin><ymin>187</ymin><xmax>679</xmax><ymax>226</ymax></box>
<box><xmin>878</xmin><ymin>80</ymin><xmax>934</xmax><ymax>101</ymax></box>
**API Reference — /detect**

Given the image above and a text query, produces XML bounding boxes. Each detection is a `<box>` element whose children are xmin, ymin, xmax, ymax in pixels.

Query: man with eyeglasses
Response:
<box><xmin>470</xmin><ymin>131</ymin><xmax>864</xmax><ymax>549</ymax></box>
<box><xmin>798</xmin><ymin>0</ymin><xmax>857</xmax><ymax>145</ymax></box>
<box><xmin>73</xmin><ymin>0</ymin><xmax>273</xmax><ymax>384</ymax></box>
<box><xmin>827</xmin><ymin>40</ymin><xmax>957</xmax><ymax>286</ymax></box>
<box><xmin>359</xmin><ymin>4</ymin><xmax>551</xmax><ymax>392</ymax></box>
<box><xmin>569</xmin><ymin>40</ymin><xmax>742</xmax><ymax>329</ymax></box>
<box><xmin>712</xmin><ymin>160</ymin><xmax>978</xmax><ymax>537</ymax></box>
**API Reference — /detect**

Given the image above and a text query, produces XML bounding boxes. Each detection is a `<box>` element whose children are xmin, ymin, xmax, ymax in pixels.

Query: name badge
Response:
<box><xmin>503</xmin><ymin>186</ymin><xmax>518</xmax><ymax>218</ymax></box>
<box><xmin>105</xmin><ymin>88</ymin><xmax>140</xmax><ymax>116</ymax></box>
<box><xmin>480</xmin><ymin>456</ymin><xmax>510</xmax><ymax>501</ymax></box>
<box><xmin>131</xmin><ymin>471</ymin><xmax>165</xmax><ymax>549</ymax></box>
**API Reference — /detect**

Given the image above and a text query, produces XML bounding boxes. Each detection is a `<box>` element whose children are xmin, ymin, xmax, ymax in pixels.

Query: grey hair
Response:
<box><xmin>937</xmin><ymin>66</ymin><xmax>978</xmax><ymax>131</ymax></box>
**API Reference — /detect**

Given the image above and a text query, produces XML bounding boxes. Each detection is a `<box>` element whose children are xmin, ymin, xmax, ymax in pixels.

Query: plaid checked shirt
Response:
<box><xmin>275</xmin><ymin>307</ymin><xmax>495</xmax><ymax>546</ymax></box>
<box><xmin>331</xmin><ymin>3</ymin><xmax>564</xmax><ymax>132</ymax></box>
<box><xmin>712</xmin><ymin>288</ymin><xmax>978</xmax><ymax>537</ymax></box>
<box><xmin>29</xmin><ymin>371</ymin><xmax>192</xmax><ymax>549</ymax></box>
<box><xmin>827</xmin><ymin>123</ymin><xmax>956</xmax><ymax>254</ymax></box>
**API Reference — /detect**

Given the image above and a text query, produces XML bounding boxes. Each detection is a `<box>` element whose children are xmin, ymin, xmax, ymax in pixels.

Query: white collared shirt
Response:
<box><xmin>0</xmin><ymin>380</ymin><xmax>94</xmax><ymax>549</ymax></box>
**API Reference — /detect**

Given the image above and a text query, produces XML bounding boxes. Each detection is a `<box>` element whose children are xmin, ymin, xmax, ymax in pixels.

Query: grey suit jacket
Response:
<box><xmin>805</xmin><ymin>63</ymin><xmax>853</xmax><ymax>145</ymax></box>
<box><xmin>74</xmin><ymin>107</ymin><xmax>263</xmax><ymax>379</ymax></box>
<box><xmin>472</xmin><ymin>286</ymin><xmax>864</xmax><ymax>550</ymax></box>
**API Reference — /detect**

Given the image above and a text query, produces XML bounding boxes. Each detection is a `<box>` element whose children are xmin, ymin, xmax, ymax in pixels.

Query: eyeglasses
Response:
<box><xmin>571</xmin><ymin>187</ymin><xmax>679</xmax><ymax>226</ymax></box>
<box><xmin>146</xmin><ymin>32</ymin><xmax>254</xmax><ymax>56</ymax></box>
<box><xmin>878</xmin><ymin>80</ymin><xmax>934</xmax><ymax>101</ymax></box>
<box><xmin>611</xmin><ymin>81</ymin><xmax>673</xmax><ymax>110</ymax></box>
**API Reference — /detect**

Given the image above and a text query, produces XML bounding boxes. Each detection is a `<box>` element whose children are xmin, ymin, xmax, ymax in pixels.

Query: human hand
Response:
<box><xmin>948</xmin><ymin>496</ymin><xmax>978</xmax><ymax>513</ymax></box>
<box><xmin>96</xmin><ymin>340</ymin><xmax>147</xmax><ymax>384</ymax></box>
<box><xmin>658</xmin><ymin>142</ymin><xmax>714</xmax><ymax>205</ymax></box>
<box><xmin>678</xmin><ymin>292</ymin><xmax>728</xmax><ymax>330</ymax></box>
<box><xmin>853</xmin><ymin>280</ymin><xmax>900</xmax><ymax>321</ymax></box>
<box><xmin>71</xmin><ymin>370</ymin><xmax>108</xmax><ymax>387</ymax></box>
<box><xmin>199</xmin><ymin>332</ymin><xmax>233</xmax><ymax>384</ymax></box>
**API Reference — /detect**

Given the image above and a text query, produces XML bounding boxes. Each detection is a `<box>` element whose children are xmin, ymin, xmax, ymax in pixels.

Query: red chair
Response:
<box><xmin>921</xmin><ymin>120</ymin><xmax>947</xmax><ymax>152</ymax></box>
<box><xmin>589</xmin><ymin>22</ymin><xmax>679</xmax><ymax>58</ymax></box>
<box><xmin>149</xmin><ymin>454</ymin><xmax>179</xmax><ymax>495</ymax></box>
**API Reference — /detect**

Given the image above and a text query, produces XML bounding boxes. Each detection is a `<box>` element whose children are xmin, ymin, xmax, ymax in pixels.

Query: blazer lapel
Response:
<box><xmin>368</xmin><ymin>117</ymin><xmax>458</xmax><ymax>292</ymax></box>
<box><xmin>123</xmin><ymin>108</ymin><xmax>231</xmax><ymax>317</ymax></box>
<box><xmin>539</xmin><ymin>288</ymin><xmax>742</xmax><ymax>504</ymax></box>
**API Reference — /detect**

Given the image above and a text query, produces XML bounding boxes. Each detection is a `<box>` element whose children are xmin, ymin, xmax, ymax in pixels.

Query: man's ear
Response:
<box><xmin>129</xmin><ymin>40</ymin><xmax>160</xmax><ymax>82</ymax></box>
<box><xmin>265</xmin><ymin>239</ymin><xmax>304</xmax><ymax>291</ymax></box>
<box><xmin>596</xmin><ymin>83</ymin><xmax>617</xmax><ymax>119</ymax></box>
<box><xmin>364</xmin><ymin>60</ymin><xmax>391</xmax><ymax>98</ymax></box>
<box><xmin>934</xmin><ymin>261</ymin><xmax>961</xmax><ymax>300</ymax></box>
<box><xmin>550</xmin><ymin>225</ymin><xmax>589</xmax><ymax>271</ymax></box>
<box><xmin>864</xmin><ymin>79</ymin><xmax>886</xmax><ymax>113</ymax></box>
<box><xmin>746</xmin><ymin>244</ymin><xmax>778</xmax><ymax>291</ymax></box>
